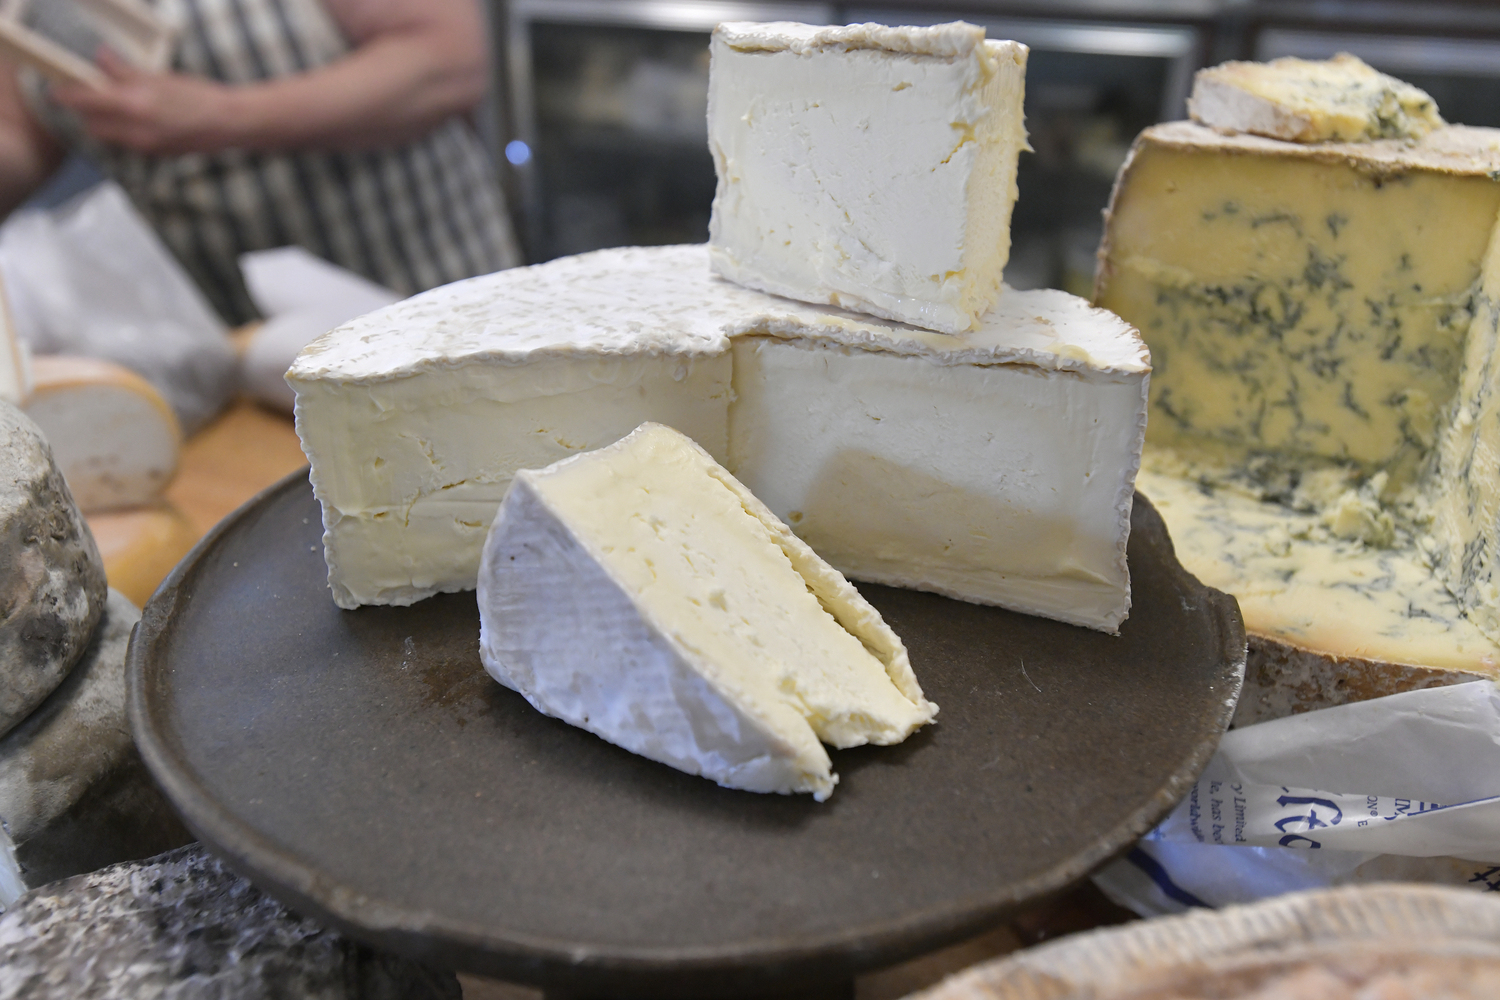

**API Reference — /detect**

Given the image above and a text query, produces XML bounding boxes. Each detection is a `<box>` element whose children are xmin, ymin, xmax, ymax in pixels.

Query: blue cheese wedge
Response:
<box><xmin>1098</xmin><ymin>120</ymin><xmax>1500</xmax><ymax>488</ymax></box>
<box><xmin>478</xmin><ymin>423</ymin><xmax>937</xmax><ymax>800</ymax></box>
<box><xmin>1188</xmin><ymin>53</ymin><xmax>1443</xmax><ymax>144</ymax></box>
<box><xmin>1098</xmin><ymin>98</ymin><xmax>1500</xmax><ymax>703</ymax></box>
<box><xmin>707</xmin><ymin>21</ymin><xmax>1028</xmax><ymax>335</ymax></box>
<box><xmin>289</xmin><ymin>245</ymin><xmax>1149</xmax><ymax>633</ymax></box>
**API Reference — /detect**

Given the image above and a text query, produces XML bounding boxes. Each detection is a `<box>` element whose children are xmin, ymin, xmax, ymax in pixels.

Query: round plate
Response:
<box><xmin>129</xmin><ymin>472</ymin><xmax>1244</xmax><ymax>997</ymax></box>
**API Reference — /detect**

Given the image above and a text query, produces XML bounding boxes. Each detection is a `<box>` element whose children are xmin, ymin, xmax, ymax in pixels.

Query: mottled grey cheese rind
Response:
<box><xmin>1232</xmin><ymin>634</ymin><xmax>1485</xmax><ymax>728</ymax></box>
<box><xmin>0</xmin><ymin>843</ymin><xmax>463</xmax><ymax>1000</ymax></box>
<box><xmin>0</xmin><ymin>403</ymin><xmax>106</xmax><ymax>739</ymax></box>
<box><xmin>0</xmin><ymin>590</ymin><xmax>191</xmax><ymax>903</ymax></box>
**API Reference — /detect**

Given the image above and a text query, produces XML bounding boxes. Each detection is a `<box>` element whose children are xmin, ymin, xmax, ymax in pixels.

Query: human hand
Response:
<box><xmin>50</xmin><ymin>48</ymin><xmax>236</xmax><ymax>156</ymax></box>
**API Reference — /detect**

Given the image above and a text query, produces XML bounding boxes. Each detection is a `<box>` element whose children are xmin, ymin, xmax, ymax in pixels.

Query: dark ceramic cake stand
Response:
<box><xmin>128</xmin><ymin>471</ymin><xmax>1244</xmax><ymax>999</ymax></box>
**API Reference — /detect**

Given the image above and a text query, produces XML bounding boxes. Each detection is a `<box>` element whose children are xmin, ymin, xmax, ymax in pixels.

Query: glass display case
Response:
<box><xmin>504</xmin><ymin>0</ymin><xmax>832</xmax><ymax>262</ymax></box>
<box><xmin>1253</xmin><ymin>29</ymin><xmax>1500</xmax><ymax>130</ymax></box>
<box><xmin>503</xmin><ymin>0</ymin><xmax>1203</xmax><ymax>294</ymax></box>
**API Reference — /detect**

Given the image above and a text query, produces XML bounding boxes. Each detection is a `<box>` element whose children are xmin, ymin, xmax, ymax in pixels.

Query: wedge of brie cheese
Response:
<box><xmin>290</xmin><ymin>244</ymin><xmax>1150</xmax><ymax>633</ymax></box>
<box><xmin>1188</xmin><ymin>53</ymin><xmax>1443</xmax><ymax>144</ymax></box>
<box><xmin>707</xmin><ymin>21</ymin><xmax>1028</xmax><ymax>335</ymax></box>
<box><xmin>730</xmin><ymin>288</ymin><xmax>1148</xmax><ymax>632</ymax></box>
<box><xmin>478</xmin><ymin>423</ymin><xmax>937</xmax><ymax>800</ymax></box>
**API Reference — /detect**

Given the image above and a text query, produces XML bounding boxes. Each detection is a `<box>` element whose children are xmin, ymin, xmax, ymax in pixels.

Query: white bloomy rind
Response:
<box><xmin>290</xmin><ymin>244</ymin><xmax>1149</xmax><ymax>634</ymax></box>
<box><xmin>477</xmin><ymin>423</ymin><xmax>937</xmax><ymax>800</ymax></box>
<box><xmin>707</xmin><ymin>21</ymin><xmax>1028</xmax><ymax>335</ymax></box>
<box><xmin>729</xmin><ymin>288</ymin><xmax>1148</xmax><ymax>633</ymax></box>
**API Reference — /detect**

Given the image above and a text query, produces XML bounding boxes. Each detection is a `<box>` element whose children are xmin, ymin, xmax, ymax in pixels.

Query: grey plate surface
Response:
<box><xmin>128</xmin><ymin>472</ymin><xmax>1245</xmax><ymax>998</ymax></box>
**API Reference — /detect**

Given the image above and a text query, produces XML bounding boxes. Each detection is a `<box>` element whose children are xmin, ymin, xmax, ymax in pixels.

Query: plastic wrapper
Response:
<box><xmin>0</xmin><ymin>183</ymin><xmax>236</xmax><ymax>433</ymax></box>
<box><xmin>1095</xmin><ymin>680</ymin><xmax>1500</xmax><ymax>916</ymax></box>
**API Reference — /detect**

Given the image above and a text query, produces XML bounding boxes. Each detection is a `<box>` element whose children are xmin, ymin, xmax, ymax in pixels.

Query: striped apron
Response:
<box><xmin>27</xmin><ymin>0</ymin><xmax>520</xmax><ymax>324</ymax></box>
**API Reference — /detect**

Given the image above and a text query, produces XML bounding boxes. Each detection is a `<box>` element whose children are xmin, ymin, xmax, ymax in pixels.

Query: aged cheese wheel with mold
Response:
<box><xmin>0</xmin><ymin>401</ymin><xmax>106</xmax><ymax>739</ymax></box>
<box><xmin>0</xmin><ymin>590</ymin><xmax>191</xmax><ymax>904</ymax></box>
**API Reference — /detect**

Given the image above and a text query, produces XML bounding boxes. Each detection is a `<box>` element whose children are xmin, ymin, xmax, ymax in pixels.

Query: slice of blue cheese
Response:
<box><xmin>1188</xmin><ymin>53</ymin><xmax>1444</xmax><ymax>144</ymax></box>
<box><xmin>477</xmin><ymin>423</ymin><xmax>937</xmax><ymax>801</ymax></box>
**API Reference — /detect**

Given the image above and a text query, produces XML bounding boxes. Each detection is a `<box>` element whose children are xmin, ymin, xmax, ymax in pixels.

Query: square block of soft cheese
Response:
<box><xmin>288</xmin><ymin>246</ymin><xmax>777</xmax><ymax>610</ymax></box>
<box><xmin>478</xmin><ymin>422</ymin><xmax>938</xmax><ymax>801</ymax></box>
<box><xmin>707</xmin><ymin>21</ymin><xmax>1028</xmax><ymax>335</ymax></box>
<box><xmin>728</xmin><ymin>288</ymin><xmax>1150</xmax><ymax>633</ymax></box>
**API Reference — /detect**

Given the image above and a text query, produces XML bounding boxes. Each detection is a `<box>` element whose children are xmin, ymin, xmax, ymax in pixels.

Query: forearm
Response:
<box><xmin>0</xmin><ymin>67</ymin><xmax>61</xmax><ymax>215</ymax></box>
<box><xmin>214</xmin><ymin>29</ymin><xmax>486</xmax><ymax>152</ymax></box>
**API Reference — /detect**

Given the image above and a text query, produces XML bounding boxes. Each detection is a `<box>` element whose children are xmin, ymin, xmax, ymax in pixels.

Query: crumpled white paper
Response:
<box><xmin>238</xmin><ymin>246</ymin><xmax>400</xmax><ymax>413</ymax></box>
<box><xmin>0</xmin><ymin>183</ymin><xmax>236</xmax><ymax>432</ymax></box>
<box><xmin>1095</xmin><ymin>681</ymin><xmax>1500</xmax><ymax>917</ymax></box>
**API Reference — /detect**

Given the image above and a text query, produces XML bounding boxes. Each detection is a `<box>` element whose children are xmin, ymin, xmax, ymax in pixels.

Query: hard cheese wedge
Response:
<box><xmin>1098</xmin><ymin>120</ymin><xmax>1500</xmax><ymax>487</ymax></box>
<box><xmin>477</xmin><ymin>423</ymin><xmax>937</xmax><ymax>800</ymax></box>
<box><xmin>1188</xmin><ymin>53</ymin><xmax>1443</xmax><ymax>144</ymax></box>
<box><xmin>1096</xmin><ymin>110</ymin><xmax>1500</xmax><ymax>714</ymax></box>
<box><xmin>708</xmin><ymin>21</ymin><xmax>1028</xmax><ymax>334</ymax></box>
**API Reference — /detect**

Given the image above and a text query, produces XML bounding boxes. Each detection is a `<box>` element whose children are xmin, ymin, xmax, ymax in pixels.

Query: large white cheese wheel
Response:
<box><xmin>23</xmin><ymin>356</ymin><xmax>181</xmax><ymax>513</ymax></box>
<box><xmin>290</xmin><ymin>244</ymin><xmax>1149</xmax><ymax>633</ymax></box>
<box><xmin>729</xmin><ymin>289</ymin><xmax>1147</xmax><ymax>632</ymax></box>
<box><xmin>0</xmin><ymin>590</ymin><xmax>189</xmax><ymax>904</ymax></box>
<box><xmin>478</xmin><ymin>423</ymin><xmax>937</xmax><ymax>800</ymax></box>
<box><xmin>1097</xmin><ymin>116</ymin><xmax>1500</xmax><ymax>702</ymax></box>
<box><xmin>0</xmin><ymin>402</ymin><xmax>106</xmax><ymax>740</ymax></box>
<box><xmin>708</xmin><ymin>21</ymin><xmax>1027</xmax><ymax>335</ymax></box>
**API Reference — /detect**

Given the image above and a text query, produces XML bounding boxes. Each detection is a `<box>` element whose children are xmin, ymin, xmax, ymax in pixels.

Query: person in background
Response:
<box><xmin>0</xmin><ymin>0</ymin><xmax>520</xmax><ymax>324</ymax></box>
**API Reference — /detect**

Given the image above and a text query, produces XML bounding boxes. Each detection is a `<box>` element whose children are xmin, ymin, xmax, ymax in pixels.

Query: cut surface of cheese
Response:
<box><xmin>478</xmin><ymin>423</ymin><xmax>937</xmax><ymax>800</ymax></box>
<box><xmin>291</xmin><ymin>244</ymin><xmax>1150</xmax><ymax>633</ymax></box>
<box><xmin>1098</xmin><ymin>120</ymin><xmax>1500</xmax><ymax>487</ymax></box>
<box><xmin>729</xmin><ymin>288</ymin><xmax>1148</xmax><ymax>632</ymax></box>
<box><xmin>1098</xmin><ymin>109</ymin><xmax>1500</xmax><ymax>690</ymax></box>
<box><xmin>1430</xmin><ymin>221</ymin><xmax>1500</xmax><ymax>645</ymax></box>
<box><xmin>1188</xmin><ymin>53</ymin><xmax>1443</xmax><ymax>144</ymax></box>
<box><xmin>23</xmin><ymin>356</ymin><xmax>181</xmax><ymax>513</ymax></box>
<box><xmin>1137</xmin><ymin>455</ymin><xmax>1500</xmax><ymax>677</ymax></box>
<box><xmin>288</xmin><ymin>246</ymin><xmax>766</xmax><ymax>609</ymax></box>
<box><xmin>707</xmin><ymin>21</ymin><xmax>1027</xmax><ymax>335</ymax></box>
